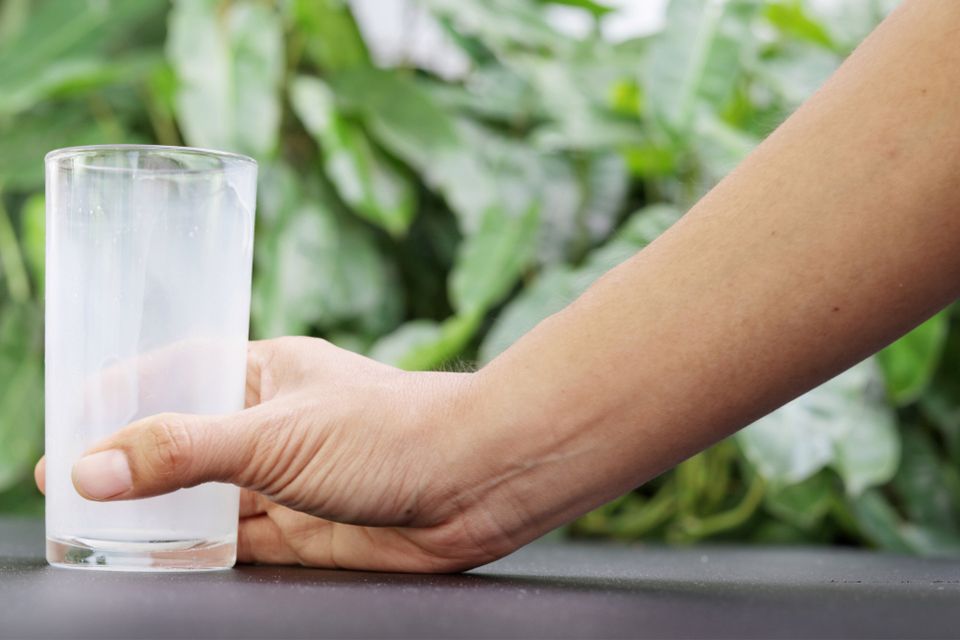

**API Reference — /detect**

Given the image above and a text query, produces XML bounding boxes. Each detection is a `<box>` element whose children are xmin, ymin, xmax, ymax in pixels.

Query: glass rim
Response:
<box><xmin>44</xmin><ymin>144</ymin><xmax>257</xmax><ymax>174</ymax></box>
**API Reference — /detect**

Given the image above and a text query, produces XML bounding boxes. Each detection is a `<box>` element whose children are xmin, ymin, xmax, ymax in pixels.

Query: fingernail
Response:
<box><xmin>73</xmin><ymin>450</ymin><xmax>133</xmax><ymax>500</ymax></box>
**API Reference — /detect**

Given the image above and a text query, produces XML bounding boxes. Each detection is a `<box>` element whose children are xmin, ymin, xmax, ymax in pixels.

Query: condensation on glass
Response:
<box><xmin>44</xmin><ymin>145</ymin><xmax>257</xmax><ymax>571</ymax></box>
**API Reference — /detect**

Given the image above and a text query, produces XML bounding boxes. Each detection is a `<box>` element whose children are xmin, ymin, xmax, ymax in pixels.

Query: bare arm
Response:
<box><xmin>52</xmin><ymin>0</ymin><xmax>960</xmax><ymax>571</ymax></box>
<box><xmin>457</xmin><ymin>0</ymin><xmax>960</xmax><ymax>553</ymax></box>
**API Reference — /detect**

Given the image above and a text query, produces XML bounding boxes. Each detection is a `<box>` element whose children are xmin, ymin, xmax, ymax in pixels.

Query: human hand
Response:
<box><xmin>35</xmin><ymin>337</ymin><xmax>526</xmax><ymax>572</ymax></box>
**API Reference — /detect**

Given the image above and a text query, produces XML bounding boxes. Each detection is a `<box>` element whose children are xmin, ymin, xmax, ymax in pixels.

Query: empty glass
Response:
<box><xmin>44</xmin><ymin>145</ymin><xmax>256</xmax><ymax>571</ymax></box>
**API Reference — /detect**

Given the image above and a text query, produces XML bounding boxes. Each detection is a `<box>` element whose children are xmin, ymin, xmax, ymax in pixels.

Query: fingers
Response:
<box><xmin>245</xmin><ymin>337</ymin><xmax>310</xmax><ymax>406</ymax></box>
<box><xmin>71</xmin><ymin>408</ymin><xmax>270</xmax><ymax>501</ymax></box>
<box><xmin>239</xmin><ymin>489</ymin><xmax>269</xmax><ymax>518</ymax></box>
<box><xmin>236</xmin><ymin>515</ymin><xmax>301</xmax><ymax>565</ymax></box>
<box><xmin>68</xmin><ymin>338</ymin><xmax>328</xmax><ymax>504</ymax></box>
<box><xmin>34</xmin><ymin>458</ymin><xmax>45</xmax><ymax>495</ymax></box>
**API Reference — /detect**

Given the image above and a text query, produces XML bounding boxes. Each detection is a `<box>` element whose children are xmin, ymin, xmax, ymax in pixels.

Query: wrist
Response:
<box><xmin>446</xmin><ymin>310</ymin><xmax>662</xmax><ymax>549</ymax></box>
<box><xmin>427</xmin><ymin>361</ymin><xmax>583</xmax><ymax>553</ymax></box>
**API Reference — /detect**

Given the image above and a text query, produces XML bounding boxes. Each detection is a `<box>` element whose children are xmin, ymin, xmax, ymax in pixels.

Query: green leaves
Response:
<box><xmin>801</xmin><ymin>0</ymin><xmax>896</xmax><ymax>53</ymax></box>
<box><xmin>0</xmin><ymin>0</ymin><xmax>954</xmax><ymax>552</ymax></box>
<box><xmin>762</xmin><ymin>473</ymin><xmax>834</xmax><ymax>531</ymax></box>
<box><xmin>738</xmin><ymin>359</ymin><xmax>899</xmax><ymax>496</ymax></box>
<box><xmin>763</xmin><ymin>2</ymin><xmax>836</xmax><ymax>49</ymax></box>
<box><xmin>369</xmin><ymin>313</ymin><xmax>481</xmax><ymax>370</ymax></box>
<box><xmin>892</xmin><ymin>428</ymin><xmax>959</xmax><ymax>533</ymax></box>
<box><xmin>643</xmin><ymin>0</ymin><xmax>757</xmax><ymax>135</ymax></box>
<box><xmin>20</xmin><ymin>195</ymin><xmax>45</xmax><ymax>293</ymax></box>
<box><xmin>331</xmin><ymin>69</ymin><xmax>489</xmax><ymax>230</ymax></box>
<box><xmin>251</xmin><ymin>163</ymin><xmax>401</xmax><ymax>338</ymax></box>
<box><xmin>451</xmin><ymin>204</ymin><xmax>540</xmax><ymax>315</ymax></box>
<box><xmin>286</xmin><ymin>0</ymin><xmax>369</xmax><ymax>71</ymax></box>
<box><xmin>167</xmin><ymin>0</ymin><xmax>284</xmax><ymax>159</ymax></box>
<box><xmin>331</xmin><ymin>68</ymin><xmax>461</xmax><ymax>171</ymax></box>
<box><xmin>758</xmin><ymin>46</ymin><xmax>840</xmax><ymax>107</ymax></box>
<box><xmin>0</xmin><ymin>0</ymin><xmax>165</xmax><ymax>118</ymax></box>
<box><xmin>0</xmin><ymin>304</ymin><xmax>43</xmax><ymax>494</ymax></box>
<box><xmin>0</xmin><ymin>193</ymin><xmax>29</xmax><ymax>303</ymax></box>
<box><xmin>878</xmin><ymin>312</ymin><xmax>949</xmax><ymax>407</ymax></box>
<box><xmin>537</xmin><ymin>0</ymin><xmax>613</xmax><ymax>18</ymax></box>
<box><xmin>290</xmin><ymin>76</ymin><xmax>416</xmax><ymax>236</ymax></box>
<box><xmin>851</xmin><ymin>489</ymin><xmax>960</xmax><ymax>556</ymax></box>
<box><xmin>423</xmin><ymin>0</ymin><xmax>569</xmax><ymax>56</ymax></box>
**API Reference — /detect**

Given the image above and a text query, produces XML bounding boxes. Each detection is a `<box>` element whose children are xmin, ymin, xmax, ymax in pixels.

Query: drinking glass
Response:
<box><xmin>44</xmin><ymin>145</ymin><xmax>256</xmax><ymax>571</ymax></box>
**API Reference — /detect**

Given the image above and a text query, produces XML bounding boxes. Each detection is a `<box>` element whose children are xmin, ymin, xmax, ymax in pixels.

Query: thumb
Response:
<box><xmin>72</xmin><ymin>410</ymin><xmax>264</xmax><ymax>501</ymax></box>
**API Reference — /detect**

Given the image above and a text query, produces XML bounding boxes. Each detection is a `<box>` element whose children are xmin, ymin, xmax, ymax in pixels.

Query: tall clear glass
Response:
<box><xmin>44</xmin><ymin>145</ymin><xmax>256</xmax><ymax>571</ymax></box>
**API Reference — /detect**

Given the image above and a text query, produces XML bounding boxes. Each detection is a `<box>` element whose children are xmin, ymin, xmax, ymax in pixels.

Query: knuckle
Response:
<box><xmin>236</xmin><ymin>407</ymin><xmax>298</xmax><ymax>491</ymax></box>
<box><xmin>270</xmin><ymin>335</ymin><xmax>333</xmax><ymax>359</ymax></box>
<box><xmin>146</xmin><ymin>414</ymin><xmax>195</xmax><ymax>477</ymax></box>
<box><xmin>266</xmin><ymin>335</ymin><xmax>309</xmax><ymax>355</ymax></box>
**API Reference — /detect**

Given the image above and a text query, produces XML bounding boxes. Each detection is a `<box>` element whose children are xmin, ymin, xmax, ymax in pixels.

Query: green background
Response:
<box><xmin>1</xmin><ymin>0</ymin><xmax>958</xmax><ymax>554</ymax></box>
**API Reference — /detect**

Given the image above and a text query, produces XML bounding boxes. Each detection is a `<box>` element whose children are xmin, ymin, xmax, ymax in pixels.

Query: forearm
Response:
<box><xmin>457</xmin><ymin>0</ymin><xmax>960</xmax><ymax>548</ymax></box>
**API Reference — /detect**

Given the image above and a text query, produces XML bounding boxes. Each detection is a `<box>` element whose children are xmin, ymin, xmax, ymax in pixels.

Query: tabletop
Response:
<box><xmin>1</xmin><ymin>518</ymin><xmax>959</xmax><ymax>639</ymax></box>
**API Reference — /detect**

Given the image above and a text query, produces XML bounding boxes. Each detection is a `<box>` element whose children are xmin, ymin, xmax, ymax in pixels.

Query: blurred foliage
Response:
<box><xmin>0</xmin><ymin>0</ymin><xmax>957</xmax><ymax>556</ymax></box>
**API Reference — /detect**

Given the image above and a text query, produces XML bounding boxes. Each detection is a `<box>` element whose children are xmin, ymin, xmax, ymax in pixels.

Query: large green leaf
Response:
<box><xmin>0</xmin><ymin>53</ymin><xmax>161</xmax><ymax>118</ymax></box>
<box><xmin>332</xmin><ymin>69</ymin><xmax>553</xmax><ymax>238</ymax></box>
<box><xmin>290</xmin><ymin>76</ymin><xmax>416</xmax><ymax>236</ymax></box>
<box><xmin>167</xmin><ymin>0</ymin><xmax>284</xmax><ymax>159</ymax></box>
<box><xmin>851</xmin><ymin>489</ymin><xmax>960</xmax><ymax>556</ymax></box>
<box><xmin>331</xmin><ymin>69</ymin><xmax>497</xmax><ymax>230</ymax></box>
<box><xmin>0</xmin><ymin>0</ymin><xmax>165</xmax><ymax>117</ymax></box>
<box><xmin>424</xmin><ymin>66</ymin><xmax>540</xmax><ymax>125</ymax></box>
<box><xmin>517</xmin><ymin>51</ymin><xmax>647</xmax><ymax>151</ymax></box>
<box><xmin>756</xmin><ymin>45</ymin><xmax>840</xmax><ymax>107</ymax></box>
<box><xmin>921</xmin><ymin>324</ymin><xmax>960</xmax><ymax>463</ymax></box>
<box><xmin>692</xmin><ymin>110</ymin><xmax>760</xmax><ymax>190</ymax></box>
<box><xmin>763</xmin><ymin>2</ymin><xmax>835</xmax><ymax>49</ymax></box>
<box><xmin>330</xmin><ymin>68</ymin><xmax>461</xmax><ymax>171</ymax></box>
<box><xmin>762</xmin><ymin>472</ymin><xmax>834</xmax><ymax>530</ymax></box>
<box><xmin>738</xmin><ymin>359</ymin><xmax>899</xmax><ymax>495</ymax></box>
<box><xmin>892</xmin><ymin>428</ymin><xmax>959</xmax><ymax>533</ymax></box>
<box><xmin>445</xmin><ymin>121</ymin><xmax>549</xmax><ymax>234</ymax></box>
<box><xmin>0</xmin><ymin>106</ymin><xmax>109</xmax><ymax>191</ymax></box>
<box><xmin>877</xmin><ymin>312</ymin><xmax>949</xmax><ymax>407</ymax></box>
<box><xmin>368</xmin><ymin>313</ymin><xmax>482</xmax><ymax>371</ymax></box>
<box><xmin>480</xmin><ymin>204</ymin><xmax>682</xmax><ymax>362</ymax></box>
<box><xmin>286</xmin><ymin>0</ymin><xmax>369</xmax><ymax>71</ymax></box>
<box><xmin>535</xmin><ymin>153</ymin><xmax>631</xmax><ymax>265</ymax></box>
<box><xmin>252</xmin><ymin>164</ymin><xmax>401</xmax><ymax>338</ymax></box>
<box><xmin>643</xmin><ymin>0</ymin><xmax>758</xmax><ymax>135</ymax></box>
<box><xmin>423</xmin><ymin>0</ymin><xmax>569</xmax><ymax>56</ymax></box>
<box><xmin>802</xmin><ymin>0</ymin><xmax>894</xmax><ymax>54</ymax></box>
<box><xmin>450</xmin><ymin>204</ymin><xmax>540</xmax><ymax>315</ymax></box>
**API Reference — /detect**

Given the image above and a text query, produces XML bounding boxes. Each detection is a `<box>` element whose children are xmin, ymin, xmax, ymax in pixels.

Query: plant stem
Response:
<box><xmin>611</xmin><ymin>483</ymin><xmax>678</xmax><ymax>539</ymax></box>
<box><xmin>677</xmin><ymin>473</ymin><xmax>766</xmax><ymax>541</ymax></box>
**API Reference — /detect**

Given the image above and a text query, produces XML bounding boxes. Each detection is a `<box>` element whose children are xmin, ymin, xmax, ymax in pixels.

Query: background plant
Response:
<box><xmin>1</xmin><ymin>0</ymin><xmax>957</xmax><ymax>555</ymax></box>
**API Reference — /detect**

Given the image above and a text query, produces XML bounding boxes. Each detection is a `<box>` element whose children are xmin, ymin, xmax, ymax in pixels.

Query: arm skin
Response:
<box><xmin>453</xmin><ymin>0</ymin><xmax>960</xmax><ymax>556</ymax></box>
<box><xmin>37</xmin><ymin>0</ymin><xmax>960</xmax><ymax>571</ymax></box>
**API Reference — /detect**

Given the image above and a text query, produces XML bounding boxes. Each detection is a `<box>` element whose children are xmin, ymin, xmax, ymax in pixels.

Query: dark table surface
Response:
<box><xmin>2</xmin><ymin>518</ymin><xmax>959</xmax><ymax>639</ymax></box>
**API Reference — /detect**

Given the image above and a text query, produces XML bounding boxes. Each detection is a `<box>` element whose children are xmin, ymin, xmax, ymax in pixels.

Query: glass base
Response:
<box><xmin>47</xmin><ymin>534</ymin><xmax>236</xmax><ymax>572</ymax></box>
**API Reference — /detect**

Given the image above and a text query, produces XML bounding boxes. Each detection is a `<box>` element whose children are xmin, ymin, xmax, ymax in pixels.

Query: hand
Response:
<box><xmin>35</xmin><ymin>337</ymin><xmax>525</xmax><ymax>572</ymax></box>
